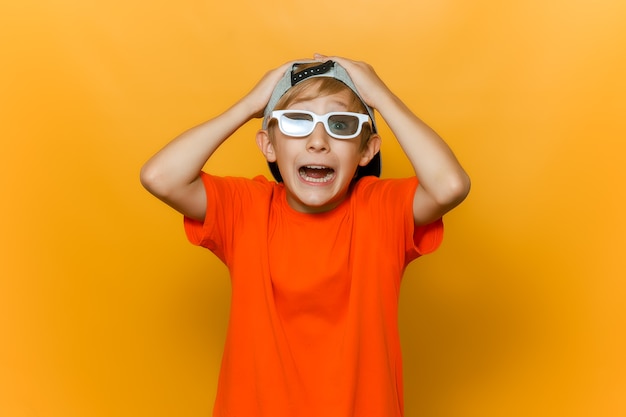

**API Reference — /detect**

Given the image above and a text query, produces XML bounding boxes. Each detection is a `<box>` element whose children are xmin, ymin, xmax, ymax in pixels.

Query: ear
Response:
<box><xmin>359</xmin><ymin>133</ymin><xmax>381</xmax><ymax>166</ymax></box>
<box><xmin>256</xmin><ymin>130</ymin><xmax>277</xmax><ymax>163</ymax></box>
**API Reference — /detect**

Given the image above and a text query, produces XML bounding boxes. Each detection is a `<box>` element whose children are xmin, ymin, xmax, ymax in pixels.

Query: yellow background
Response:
<box><xmin>1</xmin><ymin>0</ymin><xmax>625</xmax><ymax>416</ymax></box>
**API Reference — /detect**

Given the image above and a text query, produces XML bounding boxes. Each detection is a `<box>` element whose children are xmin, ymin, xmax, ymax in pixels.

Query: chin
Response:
<box><xmin>296</xmin><ymin>191</ymin><xmax>348</xmax><ymax>213</ymax></box>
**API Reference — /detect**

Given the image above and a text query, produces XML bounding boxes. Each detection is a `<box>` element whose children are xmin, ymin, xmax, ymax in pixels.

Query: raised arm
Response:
<box><xmin>140</xmin><ymin>61</ymin><xmax>295</xmax><ymax>221</ymax></box>
<box><xmin>318</xmin><ymin>54</ymin><xmax>471</xmax><ymax>225</ymax></box>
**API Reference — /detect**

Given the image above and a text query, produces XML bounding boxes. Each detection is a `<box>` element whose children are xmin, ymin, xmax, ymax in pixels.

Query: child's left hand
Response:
<box><xmin>313</xmin><ymin>53</ymin><xmax>391</xmax><ymax>111</ymax></box>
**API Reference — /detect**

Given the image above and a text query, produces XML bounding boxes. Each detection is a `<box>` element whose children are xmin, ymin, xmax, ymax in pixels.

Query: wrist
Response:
<box><xmin>236</xmin><ymin>95</ymin><xmax>266</xmax><ymax>121</ymax></box>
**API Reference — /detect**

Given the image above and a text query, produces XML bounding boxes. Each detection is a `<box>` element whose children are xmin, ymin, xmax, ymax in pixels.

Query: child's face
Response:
<box><xmin>259</xmin><ymin>89</ymin><xmax>379</xmax><ymax>214</ymax></box>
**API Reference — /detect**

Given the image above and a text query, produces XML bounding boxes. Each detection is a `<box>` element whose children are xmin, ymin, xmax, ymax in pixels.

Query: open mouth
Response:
<box><xmin>299</xmin><ymin>165</ymin><xmax>335</xmax><ymax>183</ymax></box>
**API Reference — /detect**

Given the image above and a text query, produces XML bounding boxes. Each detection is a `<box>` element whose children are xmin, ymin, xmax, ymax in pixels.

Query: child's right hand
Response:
<box><xmin>242</xmin><ymin>60</ymin><xmax>303</xmax><ymax>120</ymax></box>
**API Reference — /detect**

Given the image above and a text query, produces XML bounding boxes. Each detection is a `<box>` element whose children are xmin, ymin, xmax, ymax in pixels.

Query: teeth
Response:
<box><xmin>303</xmin><ymin>173</ymin><xmax>333</xmax><ymax>183</ymax></box>
<box><xmin>299</xmin><ymin>166</ymin><xmax>334</xmax><ymax>183</ymax></box>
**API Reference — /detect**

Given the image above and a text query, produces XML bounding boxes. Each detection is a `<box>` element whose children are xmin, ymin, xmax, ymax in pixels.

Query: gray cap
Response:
<box><xmin>262</xmin><ymin>60</ymin><xmax>381</xmax><ymax>182</ymax></box>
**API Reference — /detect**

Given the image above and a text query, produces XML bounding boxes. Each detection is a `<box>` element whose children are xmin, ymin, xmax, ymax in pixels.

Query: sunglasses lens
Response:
<box><xmin>328</xmin><ymin>114</ymin><xmax>360</xmax><ymax>137</ymax></box>
<box><xmin>280</xmin><ymin>112</ymin><xmax>314</xmax><ymax>136</ymax></box>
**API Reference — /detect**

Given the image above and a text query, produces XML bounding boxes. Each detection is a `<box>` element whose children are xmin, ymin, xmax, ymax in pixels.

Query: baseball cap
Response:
<box><xmin>262</xmin><ymin>60</ymin><xmax>381</xmax><ymax>182</ymax></box>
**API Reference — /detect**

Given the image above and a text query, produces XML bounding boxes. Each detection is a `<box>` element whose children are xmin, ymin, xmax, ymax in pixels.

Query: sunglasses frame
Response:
<box><xmin>270</xmin><ymin>110</ymin><xmax>371</xmax><ymax>140</ymax></box>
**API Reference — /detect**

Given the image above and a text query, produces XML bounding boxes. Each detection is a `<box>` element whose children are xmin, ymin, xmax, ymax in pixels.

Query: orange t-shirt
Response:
<box><xmin>184</xmin><ymin>173</ymin><xmax>443</xmax><ymax>417</ymax></box>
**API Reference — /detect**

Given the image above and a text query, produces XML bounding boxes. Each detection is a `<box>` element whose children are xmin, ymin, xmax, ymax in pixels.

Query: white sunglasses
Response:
<box><xmin>270</xmin><ymin>110</ymin><xmax>371</xmax><ymax>139</ymax></box>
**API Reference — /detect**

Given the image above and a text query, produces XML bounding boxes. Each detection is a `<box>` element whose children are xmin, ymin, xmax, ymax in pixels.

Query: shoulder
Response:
<box><xmin>349</xmin><ymin>176</ymin><xmax>419</xmax><ymax>226</ymax></box>
<box><xmin>199</xmin><ymin>172</ymin><xmax>278</xmax><ymax>196</ymax></box>
<box><xmin>352</xmin><ymin>176</ymin><xmax>418</xmax><ymax>202</ymax></box>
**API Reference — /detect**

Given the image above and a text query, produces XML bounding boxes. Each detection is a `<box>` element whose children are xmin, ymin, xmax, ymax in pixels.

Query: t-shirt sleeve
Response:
<box><xmin>411</xmin><ymin>217</ymin><xmax>444</xmax><ymax>257</ymax></box>
<box><xmin>183</xmin><ymin>172</ymin><xmax>229</xmax><ymax>263</ymax></box>
<box><xmin>399</xmin><ymin>178</ymin><xmax>444</xmax><ymax>261</ymax></box>
<box><xmin>183</xmin><ymin>173</ymin><xmax>270</xmax><ymax>264</ymax></box>
<box><xmin>357</xmin><ymin>176</ymin><xmax>444</xmax><ymax>264</ymax></box>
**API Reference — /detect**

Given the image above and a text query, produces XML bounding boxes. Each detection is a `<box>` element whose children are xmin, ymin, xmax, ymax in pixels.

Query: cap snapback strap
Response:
<box><xmin>291</xmin><ymin>60</ymin><xmax>335</xmax><ymax>86</ymax></box>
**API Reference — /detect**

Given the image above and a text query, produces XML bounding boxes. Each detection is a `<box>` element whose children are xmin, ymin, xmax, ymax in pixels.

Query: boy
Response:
<box><xmin>141</xmin><ymin>54</ymin><xmax>470</xmax><ymax>417</ymax></box>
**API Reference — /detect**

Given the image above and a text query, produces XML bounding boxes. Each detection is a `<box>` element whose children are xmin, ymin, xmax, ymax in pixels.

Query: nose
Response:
<box><xmin>306</xmin><ymin>122</ymin><xmax>330</xmax><ymax>152</ymax></box>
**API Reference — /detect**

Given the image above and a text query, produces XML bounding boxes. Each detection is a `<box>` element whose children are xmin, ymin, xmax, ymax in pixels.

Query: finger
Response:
<box><xmin>313</xmin><ymin>53</ymin><xmax>352</xmax><ymax>65</ymax></box>
<box><xmin>274</xmin><ymin>57</ymin><xmax>311</xmax><ymax>73</ymax></box>
<box><xmin>320</xmin><ymin>55</ymin><xmax>358</xmax><ymax>71</ymax></box>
